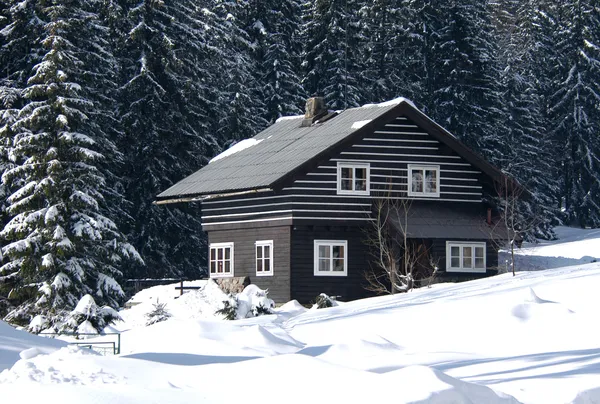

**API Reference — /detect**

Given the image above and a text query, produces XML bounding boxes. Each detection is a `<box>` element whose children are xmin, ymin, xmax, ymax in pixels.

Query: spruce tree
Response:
<box><xmin>425</xmin><ymin>1</ymin><xmax>504</xmax><ymax>157</ymax></box>
<box><xmin>1</xmin><ymin>0</ymin><xmax>140</xmax><ymax>328</ymax></box>
<box><xmin>301</xmin><ymin>0</ymin><xmax>363</xmax><ymax>109</ymax></box>
<box><xmin>547</xmin><ymin>1</ymin><xmax>600</xmax><ymax>227</ymax></box>
<box><xmin>118</xmin><ymin>0</ymin><xmax>220</xmax><ymax>279</ymax></box>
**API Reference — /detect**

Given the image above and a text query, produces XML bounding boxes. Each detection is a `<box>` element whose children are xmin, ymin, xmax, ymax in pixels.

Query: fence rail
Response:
<box><xmin>42</xmin><ymin>332</ymin><xmax>121</xmax><ymax>355</ymax></box>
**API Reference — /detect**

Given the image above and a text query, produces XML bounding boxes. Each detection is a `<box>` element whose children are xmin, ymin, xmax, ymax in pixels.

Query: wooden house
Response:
<box><xmin>156</xmin><ymin>97</ymin><xmax>514</xmax><ymax>303</ymax></box>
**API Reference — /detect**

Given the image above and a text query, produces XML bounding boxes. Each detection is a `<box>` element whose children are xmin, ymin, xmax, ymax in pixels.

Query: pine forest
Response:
<box><xmin>0</xmin><ymin>0</ymin><xmax>599</xmax><ymax>328</ymax></box>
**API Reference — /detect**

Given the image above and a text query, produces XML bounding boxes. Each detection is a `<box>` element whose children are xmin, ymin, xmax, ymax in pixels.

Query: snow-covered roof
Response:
<box><xmin>158</xmin><ymin>97</ymin><xmax>509</xmax><ymax>201</ymax></box>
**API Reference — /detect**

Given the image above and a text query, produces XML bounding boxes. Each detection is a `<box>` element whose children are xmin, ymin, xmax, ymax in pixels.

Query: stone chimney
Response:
<box><xmin>301</xmin><ymin>97</ymin><xmax>329</xmax><ymax>127</ymax></box>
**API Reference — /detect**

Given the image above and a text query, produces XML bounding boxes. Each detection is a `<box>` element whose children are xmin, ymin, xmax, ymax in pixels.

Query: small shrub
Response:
<box><xmin>145</xmin><ymin>299</ymin><xmax>172</xmax><ymax>326</ymax></box>
<box><xmin>215</xmin><ymin>285</ymin><xmax>275</xmax><ymax>320</ymax></box>
<box><xmin>313</xmin><ymin>293</ymin><xmax>338</xmax><ymax>309</ymax></box>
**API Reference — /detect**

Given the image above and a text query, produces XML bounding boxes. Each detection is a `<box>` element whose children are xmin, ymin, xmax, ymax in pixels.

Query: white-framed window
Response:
<box><xmin>314</xmin><ymin>240</ymin><xmax>348</xmax><ymax>276</ymax></box>
<box><xmin>337</xmin><ymin>162</ymin><xmax>370</xmax><ymax>195</ymax></box>
<box><xmin>446</xmin><ymin>241</ymin><xmax>486</xmax><ymax>273</ymax></box>
<box><xmin>209</xmin><ymin>242</ymin><xmax>234</xmax><ymax>277</ymax></box>
<box><xmin>255</xmin><ymin>240</ymin><xmax>273</xmax><ymax>277</ymax></box>
<box><xmin>408</xmin><ymin>164</ymin><xmax>440</xmax><ymax>197</ymax></box>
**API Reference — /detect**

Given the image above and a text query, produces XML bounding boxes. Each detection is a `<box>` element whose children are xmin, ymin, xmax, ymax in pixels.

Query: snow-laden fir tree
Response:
<box><xmin>117</xmin><ymin>0</ymin><xmax>221</xmax><ymax>279</ymax></box>
<box><xmin>301</xmin><ymin>0</ymin><xmax>363</xmax><ymax>109</ymax></box>
<box><xmin>239</xmin><ymin>0</ymin><xmax>305</xmax><ymax>123</ymax></box>
<box><xmin>212</xmin><ymin>0</ymin><xmax>269</xmax><ymax>140</ymax></box>
<box><xmin>357</xmin><ymin>0</ymin><xmax>425</xmax><ymax>104</ymax></box>
<box><xmin>488</xmin><ymin>0</ymin><xmax>560</xmax><ymax>238</ymax></box>
<box><xmin>547</xmin><ymin>1</ymin><xmax>600</xmax><ymax>227</ymax></box>
<box><xmin>0</xmin><ymin>0</ymin><xmax>141</xmax><ymax>328</ymax></box>
<box><xmin>424</xmin><ymin>0</ymin><xmax>504</xmax><ymax>158</ymax></box>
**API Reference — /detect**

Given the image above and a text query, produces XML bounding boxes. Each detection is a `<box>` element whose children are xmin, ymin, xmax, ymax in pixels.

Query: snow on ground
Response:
<box><xmin>0</xmin><ymin>321</ymin><xmax>67</xmax><ymax>372</ymax></box>
<box><xmin>1</xmin><ymin>227</ymin><xmax>600</xmax><ymax>403</ymax></box>
<box><xmin>500</xmin><ymin>226</ymin><xmax>600</xmax><ymax>271</ymax></box>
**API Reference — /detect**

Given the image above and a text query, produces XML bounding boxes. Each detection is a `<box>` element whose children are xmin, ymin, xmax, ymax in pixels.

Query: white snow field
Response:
<box><xmin>1</xmin><ymin>227</ymin><xmax>600</xmax><ymax>403</ymax></box>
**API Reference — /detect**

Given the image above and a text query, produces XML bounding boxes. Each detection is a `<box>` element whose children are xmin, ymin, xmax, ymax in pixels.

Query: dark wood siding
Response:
<box><xmin>290</xmin><ymin>225</ymin><xmax>373</xmax><ymax>304</ymax></box>
<box><xmin>200</xmin><ymin>114</ymin><xmax>483</xmax><ymax>227</ymax></box>
<box><xmin>284</xmin><ymin>115</ymin><xmax>483</xmax><ymax>223</ymax></box>
<box><xmin>208</xmin><ymin>225</ymin><xmax>291</xmax><ymax>303</ymax></box>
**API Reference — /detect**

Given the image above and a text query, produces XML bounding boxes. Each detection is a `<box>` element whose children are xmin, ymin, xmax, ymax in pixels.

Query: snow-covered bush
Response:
<box><xmin>59</xmin><ymin>295</ymin><xmax>121</xmax><ymax>335</ymax></box>
<box><xmin>312</xmin><ymin>293</ymin><xmax>339</xmax><ymax>309</ymax></box>
<box><xmin>145</xmin><ymin>300</ymin><xmax>172</xmax><ymax>326</ymax></box>
<box><xmin>215</xmin><ymin>285</ymin><xmax>275</xmax><ymax>320</ymax></box>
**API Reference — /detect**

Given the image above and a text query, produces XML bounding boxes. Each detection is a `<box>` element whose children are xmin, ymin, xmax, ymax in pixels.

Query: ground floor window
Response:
<box><xmin>314</xmin><ymin>240</ymin><xmax>348</xmax><ymax>276</ymax></box>
<box><xmin>256</xmin><ymin>240</ymin><xmax>273</xmax><ymax>276</ymax></box>
<box><xmin>446</xmin><ymin>241</ymin><xmax>486</xmax><ymax>273</ymax></box>
<box><xmin>209</xmin><ymin>242</ymin><xmax>234</xmax><ymax>277</ymax></box>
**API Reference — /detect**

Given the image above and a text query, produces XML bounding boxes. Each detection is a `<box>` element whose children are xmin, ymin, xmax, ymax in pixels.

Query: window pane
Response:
<box><xmin>463</xmin><ymin>246</ymin><xmax>472</xmax><ymax>268</ymax></box>
<box><xmin>341</xmin><ymin>179</ymin><xmax>352</xmax><ymax>190</ymax></box>
<box><xmin>319</xmin><ymin>245</ymin><xmax>330</xmax><ymax>259</ymax></box>
<box><xmin>217</xmin><ymin>261</ymin><xmax>223</xmax><ymax>273</ymax></box>
<box><xmin>257</xmin><ymin>259</ymin><xmax>263</xmax><ymax>272</ymax></box>
<box><xmin>332</xmin><ymin>259</ymin><xmax>344</xmax><ymax>272</ymax></box>
<box><xmin>218</xmin><ymin>248</ymin><xmax>223</xmax><ymax>260</ymax></box>
<box><xmin>355</xmin><ymin>179</ymin><xmax>367</xmax><ymax>191</ymax></box>
<box><xmin>341</xmin><ymin>167</ymin><xmax>352</xmax><ymax>179</ymax></box>
<box><xmin>210</xmin><ymin>262</ymin><xmax>216</xmax><ymax>273</ymax></box>
<box><xmin>425</xmin><ymin>170</ymin><xmax>437</xmax><ymax>193</ymax></box>
<box><xmin>319</xmin><ymin>259</ymin><xmax>330</xmax><ymax>272</ymax></box>
<box><xmin>463</xmin><ymin>246</ymin><xmax>472</xmax><ymax>258</ymax></box>
<box><xmin>224</xmin><ymin>260</ymin><xmax>231</xmax><ymax>273</ymax></box>
<box><xmin>451</xmin><ymin>257</ymin><xmax>460</xmax><ymax>268</ymax></box>
<box><xmin>475</xmin><ymin>257</ymin><xmax>484</xmax><ymax>268</ymax></box>
<box><xmin>451</xmin><ymin>246</ymin><xmax>460</xmax><ymax>258</ymax></box>
<box><xmin>256</xmin><ymin>246</ymin><xmax>262</xmax><ymax>259</ymax></box>
<box><xmin>411</xmin><ymin>170</ymin><xmax>423</xmax><ymax>193</ymax></box>
<box><xmin>355</xmin><ymin>168</ymin><xmax>366</xmax><ymax>180</ymax></box>
<box><xmin>332</xmin><ymin>245</ymin><xmax>344</xmax><ymax>259</ymax></box>
<box><xmin>264</xmin><ymin>245</ymin><xmax>271</xmax><ymax>258</ymax></box>
<box><xmin>475</xmin><ymin>247</ymin><xmax>484</xmax><ymax>258</ymax></box>
<box><xmin>210</xmin><ymin>248</ymin><xmax>216</xmax><ymax>260</ymax></box>
<box><xmin>224</xmin><ymin>248</ymin><xmax>231</xmax><ymax>260</ymax></box>
<box><xmin>264</xmin><ymin>259</ymin><xmax>271</xmax><ymax>272</ymax></box>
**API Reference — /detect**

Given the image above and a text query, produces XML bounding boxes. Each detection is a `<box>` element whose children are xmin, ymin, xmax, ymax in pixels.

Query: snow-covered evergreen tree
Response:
<box><xmin>117</xmin><ymin>0</ymin><xmax>220</xmax><ymax>279</ymax></box>
<box><xmin>301</xmin><ymin>0</ymin><xmax>363</xmax><ymax>109</ymax></box>
<box><xmin>424</xmin><ymin>1</ymin><xmax>504</xmax><ymax>157</ymax></box>
<box><xmin>0</xmin><ymin>0</ymin><xmax>141</xmax><ymax>328</ymax></box>
<box><xmin>547</xmin><ymin>1</ymin><xmax>600</xmax><ymax>227</ymax></box>
<box><xmin>241</xmin><ymin>0</ymin><xmax>305</xmax><ymax>122</ymax></box>
<box><xmin>489</xmin><ymin>0</ymin><xmax>560</xmax><ymax>238</ymax></box>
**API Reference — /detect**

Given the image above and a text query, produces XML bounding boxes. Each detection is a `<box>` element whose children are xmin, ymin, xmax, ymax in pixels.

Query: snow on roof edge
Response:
<box><xmin>361</xmin><ymin>97</ymin><xmax>416</xmax><ymax>109</ymax></box>
<box><xmin>275</xmin><ymin>114</ymin><xmax>304</xmax><ymax>123</ymax></box>
<box><xmin>209</xmin><ymin>138</ymin><xmax>264</xmax><ymax>164</ymax></box>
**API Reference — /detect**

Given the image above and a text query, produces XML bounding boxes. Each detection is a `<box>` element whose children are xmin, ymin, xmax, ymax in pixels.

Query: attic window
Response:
<box><xmin>408</xmin><ymin>165</ymin><xmax>440</xmax><ymax>197</ymax></box>
<box><xmin>337</xmin><ymin>162</ymin><xmax>370</xmax><ymax>195</ymax></box>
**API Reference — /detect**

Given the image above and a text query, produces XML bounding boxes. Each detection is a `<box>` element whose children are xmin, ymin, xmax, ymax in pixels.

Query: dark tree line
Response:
<box><xmin>0</xmin><ymin>0</ymin><xmax>598</xmax><ymax>327</ymax></box>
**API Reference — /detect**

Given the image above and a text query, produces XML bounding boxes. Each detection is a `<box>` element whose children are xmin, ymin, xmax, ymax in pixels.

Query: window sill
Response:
<box><xmin>255</xmin><ymin>272</ymin><xmax>274</xmax><ymax>277</ymax></box>
<box><xmin>337</xmin><ymin>190</ymin><xmax>370</xmax><ymax>196</ymax></box>
<box><xmin>446</xmin><ymin>267</ymin><xmax>486</xmax><ymax>273</ymax></box>
<box><xmin>314</xmin><ymin>271</ymin><xmax>348</xmax><ymax>277</ymax></box>
<box><xmin>407</xmin><ymin>191</ymin><xmax>440</xmax><ymax>198</ymax></box>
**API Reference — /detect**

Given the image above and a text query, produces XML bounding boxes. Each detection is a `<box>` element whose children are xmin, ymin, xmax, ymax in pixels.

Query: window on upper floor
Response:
<box><xmin>408</xmin><ymin>164</ymin><xmax>440</xmax><ymax>197</ymax></box>
<box><xmin>446</xmin><ymin>242</ymin><xmax>486</xmax><ymax>273</ymax></box>
<box><xmin>256</xmin><ymin>240</ymin><xmax>273</xmax><ymax>276</ymax></box>
<box><xmin>314</xmin><ymin>240</ymin><xmax>348</xmax><ymax>276</ymax></box>
<box><xmin>209</xmin><ymin>242</ymin><xmax>234</xmax><ymax>277</ymax></box>
<box><xmin>337</xmin><ymin>162</ymin><xmax>370</xmax><ymax>195</ymax></box>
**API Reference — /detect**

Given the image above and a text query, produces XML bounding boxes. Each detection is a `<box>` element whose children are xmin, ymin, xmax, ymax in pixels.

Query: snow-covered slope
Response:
<box><xmin>0</xmin><ymin>321</ymin><xmax>67</xmax><ymax>371</ymax></box>
<box><xmin>1</xmin><ymin>227</ymin><xmax>600</xmax><ymax>403</ymax></box>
